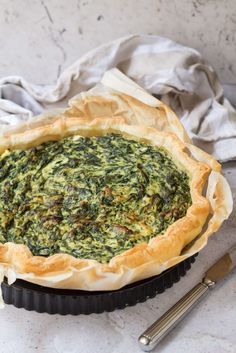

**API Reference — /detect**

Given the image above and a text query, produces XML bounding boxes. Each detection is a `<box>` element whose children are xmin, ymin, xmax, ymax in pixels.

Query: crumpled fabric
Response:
<box><xmin>0</xmin><ymin>34</ymin><xmax>235</xmax><ymax>162</ymax></box>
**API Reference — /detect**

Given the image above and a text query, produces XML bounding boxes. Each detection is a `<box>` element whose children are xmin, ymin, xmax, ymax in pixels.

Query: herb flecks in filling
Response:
<box><xmin>0</xmin><ymin>134</ymin><xmax>191</xmax><ymax>263</ymax></box>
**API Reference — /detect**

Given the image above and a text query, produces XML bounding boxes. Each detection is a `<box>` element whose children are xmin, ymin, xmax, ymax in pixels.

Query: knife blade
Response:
<box><xmin>204</xmin><ymin>244</ymin><xmax>236</xmax><ymax>283</ymax></box>
<box><xmin>138</xmin><ymin>244</ymin><xmax>236</xmax><ymax>352</ymax></box>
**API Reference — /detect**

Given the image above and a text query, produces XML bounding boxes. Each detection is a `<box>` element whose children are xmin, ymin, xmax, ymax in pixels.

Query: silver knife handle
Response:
<box><xmin>139</xmin><ymin>278</ymin><xmax>215</xmax><ymax>352</ymax></box>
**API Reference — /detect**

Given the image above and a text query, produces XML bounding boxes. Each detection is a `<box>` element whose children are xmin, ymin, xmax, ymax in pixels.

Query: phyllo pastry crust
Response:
<box><xmin>0</xmin><ymin>70</ymin><xmax>232</xmax><ymax>291</ymax></box>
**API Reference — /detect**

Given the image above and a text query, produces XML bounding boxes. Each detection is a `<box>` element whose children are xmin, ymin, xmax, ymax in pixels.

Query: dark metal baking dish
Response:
<box><xmin>1</xmin><ymin>253</ymin><xmax>197</xmax><ymax>315</ymax></box>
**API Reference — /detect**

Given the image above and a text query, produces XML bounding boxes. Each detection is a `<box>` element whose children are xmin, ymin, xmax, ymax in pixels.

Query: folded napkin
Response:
<box><xmin>0</xmin><ymin>34</ymin><xmax>235</xmax><ymax>162</ymax></box>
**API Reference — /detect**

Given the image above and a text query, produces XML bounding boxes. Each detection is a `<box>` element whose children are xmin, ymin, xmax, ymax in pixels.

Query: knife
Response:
<box><xmin>138</xmin><ymin>244</ymin><xmax>236</xmax><ymax>352</ymax></box>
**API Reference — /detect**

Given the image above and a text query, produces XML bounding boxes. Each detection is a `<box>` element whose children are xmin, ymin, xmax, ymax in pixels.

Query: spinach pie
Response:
<box><xmin>0</xmin><ymin>75</ymin><xmax>232</xmax><ymax>291</ymax></box>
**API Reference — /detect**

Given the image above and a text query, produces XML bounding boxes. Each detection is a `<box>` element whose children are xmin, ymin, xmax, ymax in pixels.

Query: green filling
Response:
<box><xmin>0</xmin><ymin>134</ymin><xmax>191</xmax><ymax>263</ymax></box>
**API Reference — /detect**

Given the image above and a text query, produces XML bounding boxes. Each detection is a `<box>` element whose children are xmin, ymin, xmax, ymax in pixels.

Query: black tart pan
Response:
<box><xmin>1</xmin><ymin>254</ymin><xmax>197</xmax><ymax>315</ymax></box>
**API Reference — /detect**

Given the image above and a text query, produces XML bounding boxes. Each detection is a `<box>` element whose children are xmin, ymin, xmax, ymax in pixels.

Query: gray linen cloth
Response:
<box><xmin>0</xmin><ymin>34</ymin><xmax>235</xmax><ymax>162</ymax></box>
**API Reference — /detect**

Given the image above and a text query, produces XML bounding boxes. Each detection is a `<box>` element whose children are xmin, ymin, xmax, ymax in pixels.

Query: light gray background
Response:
<box><xmin>0</xmin><ymin>1</ymin><xmax>235</xmax><ymax>353</ymax></box>
<box><xmin>0</xmin><ymin>0</ymin><xmax>235</xmax><ymax>85</ymax></box>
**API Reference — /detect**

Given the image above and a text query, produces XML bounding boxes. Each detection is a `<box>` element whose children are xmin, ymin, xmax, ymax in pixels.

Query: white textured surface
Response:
<box><xmin>0</xmin><ymin>1</ymin><xmax>236</xmax><ymax>352</ymax></box>
<box><xmin>0</xmin><ymin>163</ymin><xmax>235</xmax><ymax>353</ymax></box>
<box><xmin>0</xmin><ymin>0</ymin><xmax>236</xmax><ymax>84</ymax></box>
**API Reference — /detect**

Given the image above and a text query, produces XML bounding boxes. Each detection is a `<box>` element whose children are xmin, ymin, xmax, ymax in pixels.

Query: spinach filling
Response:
<box><xmin>0</xmin><ymin>134</ymin><xmax>191</xmax><ymax>263</ymax></box>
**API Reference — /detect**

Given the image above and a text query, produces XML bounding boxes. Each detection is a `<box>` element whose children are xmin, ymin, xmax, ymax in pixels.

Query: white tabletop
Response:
<box><xmin>0</xmin><ymin>1</ymin><xmax>235</xmax><ymax>351</ymax></box>
<box><xmin>0</xmin><ymin>162</ymin><xmax>235</xmax><ymax>353</ymax></box>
